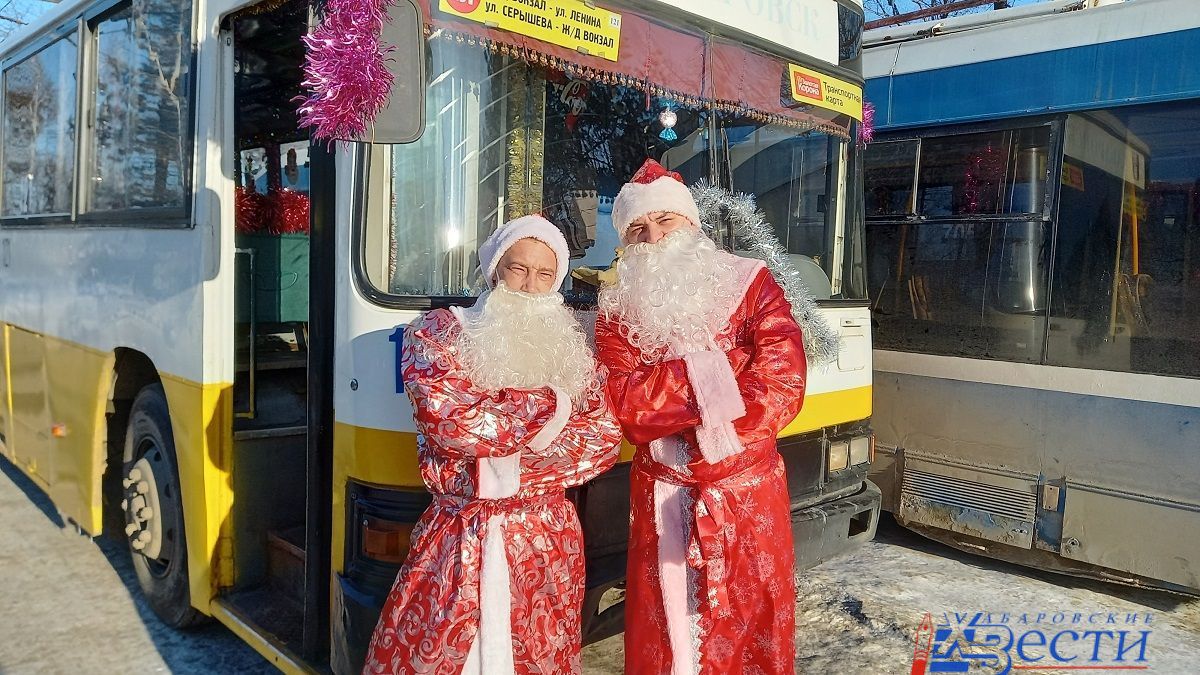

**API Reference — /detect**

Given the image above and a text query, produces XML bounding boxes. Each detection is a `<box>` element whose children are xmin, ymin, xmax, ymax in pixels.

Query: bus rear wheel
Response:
<box><xmin>122</xmin><ymin>384</ymin><xmax>202</xmax><ymax>628</ymax></box>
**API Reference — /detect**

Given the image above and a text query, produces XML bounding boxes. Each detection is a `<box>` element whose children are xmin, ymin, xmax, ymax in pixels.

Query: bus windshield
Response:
<box><xmin>358</xmin><ymin>25</ymin><xmax>862</xmax><ymax>302</ymax></box>
<box><xmin>718</xmin><ymin>119</ymin><xmax>860</xmax><ymax>300</ymax></box>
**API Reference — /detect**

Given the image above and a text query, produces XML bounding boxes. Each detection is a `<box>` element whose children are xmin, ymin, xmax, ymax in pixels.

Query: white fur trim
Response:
<box><xmin>611</xmin><ymin>176</ymin><xmax>703</xmax><ymax>242</ymax></box>
<box><xmin>654</xmin><ymin>473</ymin><xmax>700</xmax><ymax>675</ymax></box>
<box><xmin>692</xmin><ymin>420</ymin><xmax>744</xmax><ymax>464</ymax></box>
<box><xmin>477</xmin><ymin>453</ymin><xmax>521</xmax><ymax>499</ymax></box>
<box><xmin>462</xmin><ymin>513</ymin><xmax>516</xmax><ymax>675</ymax></box>
<box><xmin>526</xmin><ymin>386</ymin><xmax>571</xmax><ymax>451</ymax></box>
<box><xmin>723</xmin><ymin>254</ymin><xmax>768</xmax><ymax>322</ymax></box>
<box><xmin>682</xmin><ymin>350</ymin><xmax>746</xmax><ymax>427</ymax></box>
<box><xmin>477</xmin><ymin>214</ymin><xmax>571</xmax><ymax>291</ymax></box>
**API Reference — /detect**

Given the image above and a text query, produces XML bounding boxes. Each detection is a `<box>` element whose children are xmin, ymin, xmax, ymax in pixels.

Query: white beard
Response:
<box><xmin>597</xmin><ymin>228</ymin><xmax>740</xmax><ymax>362</ymax></box>
<box><xmin>455</xmin><ymin>284</ymin><xmax>597</xmax><ymax>402</ymax></box>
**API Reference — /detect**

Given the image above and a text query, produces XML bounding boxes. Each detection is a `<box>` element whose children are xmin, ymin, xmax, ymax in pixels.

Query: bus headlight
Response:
<box><xmin>850</xmin><ymin>436</ymin><xmax>871</xmax><ymax>466</ymax></box>
<box><xmin>828</xmin><ymin>440</ymin><xmax>850</xmax><ymax>473</ymax></box>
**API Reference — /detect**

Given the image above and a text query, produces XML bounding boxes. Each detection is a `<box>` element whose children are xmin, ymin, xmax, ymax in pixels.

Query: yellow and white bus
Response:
<box><xmin>0</xmin><ymin>0</ymin><xmax>876</xmax><ymax>670</ymax></box>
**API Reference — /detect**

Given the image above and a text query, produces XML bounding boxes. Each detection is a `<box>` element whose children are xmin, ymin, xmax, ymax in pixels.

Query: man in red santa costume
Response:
<box><xmin>595</xmin><ymin>160</ymin><xmax>807</xmax><ymax>674</ymax></box>
<box><xmin>364</xmin><ymin>215</ymin><xmax>622</xmax><ymax>675</ymax></box>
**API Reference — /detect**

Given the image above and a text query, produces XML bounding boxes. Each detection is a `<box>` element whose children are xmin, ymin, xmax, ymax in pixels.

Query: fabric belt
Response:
<box><xmin>431</xmin><ymin>490</ymin><xmax>565</xmax><ymax>519</ymax></box>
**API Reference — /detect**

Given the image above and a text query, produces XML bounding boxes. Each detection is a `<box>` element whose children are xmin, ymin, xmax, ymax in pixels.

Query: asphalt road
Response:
<box><xmin>0</xmin><ymin>456</ymin><xmax>271</xmax><ymax>674</ymax></box>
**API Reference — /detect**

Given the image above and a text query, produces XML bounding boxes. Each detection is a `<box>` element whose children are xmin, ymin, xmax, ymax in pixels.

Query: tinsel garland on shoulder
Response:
<box><xmin>690</xmin><ymin>180</ymin><xmax>840</xmax><ymax>367</ymax></box>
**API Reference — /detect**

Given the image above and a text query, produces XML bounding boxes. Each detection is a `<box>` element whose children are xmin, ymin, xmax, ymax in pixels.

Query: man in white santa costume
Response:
<box><xmin>595</xmin><ymin>160</ymin><xmax>807</xmax><ymax>674</ymax></box>
<box><xmin>364</xmin><ymin>215</ymin><xmax>622</xmax><ymax>675</ymax></box>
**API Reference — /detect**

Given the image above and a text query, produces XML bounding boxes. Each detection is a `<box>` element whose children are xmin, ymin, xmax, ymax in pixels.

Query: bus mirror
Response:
<box><xmin>367</xmin><ymin>0</ymin><xmax>426</xmax><ymax>144</ymax></box>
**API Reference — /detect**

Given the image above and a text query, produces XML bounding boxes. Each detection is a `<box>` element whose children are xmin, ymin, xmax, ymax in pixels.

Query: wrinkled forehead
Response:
<box><xmin>632</xmin><ymin>211</ymin><xmax>694</xmax><ymax>224</ymax></box>
<box><xmin>499</xmin><ymin>237</ymin><xmax>559</xmax><ymax>270</ymax></box>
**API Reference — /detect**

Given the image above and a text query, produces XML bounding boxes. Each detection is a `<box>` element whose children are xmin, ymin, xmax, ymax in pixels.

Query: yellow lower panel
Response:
<box><xmin>0</xmin><ymin>324</ymin><xmax>12</xmax><ymax>463</ymax></box>
<box><xmin>331</xmin><ymin>385</ymin><xmax>871</xmax><ymax>571</ymax></box>
<box><xmin>155</xmin><ymin>376</ymin><xmax>235</xmax><ymax>612</ymax></box>
<box><xmin>331</xmin><ymin>422</ymin><xmax>420</xmax><ymax>574</ymax></box>
<box><xmin>0</xmin><ymin>323</ymin><xmax>234</xmax><ymax>614</ymax></box>
<box><xmin>2</xmin><ymin>328</ymin><xmax>113</xmax><ymax>534</ymax></box>
<box><xmin>780</xmin><ymin>385</ymin><xmax>873</xmax><ymax>437</ymax></box>
<box><xmin>43</xmin><ymin>334</ymin><xmax>114</xmax><ymax>534</ymax></box>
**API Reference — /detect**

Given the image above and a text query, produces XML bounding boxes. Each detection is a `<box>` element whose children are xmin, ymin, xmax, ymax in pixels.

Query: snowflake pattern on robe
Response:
<box><xmin>596</xmin><ymin>259</ymin><xmax>805</xmax><ymax>675</ymax></box>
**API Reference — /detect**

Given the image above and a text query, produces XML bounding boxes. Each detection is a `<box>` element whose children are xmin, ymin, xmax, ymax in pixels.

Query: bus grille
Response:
<box><xmin>902</xmin><ymin>468</ymin><xmax>1037</xmax><ymax>522</ymax></box>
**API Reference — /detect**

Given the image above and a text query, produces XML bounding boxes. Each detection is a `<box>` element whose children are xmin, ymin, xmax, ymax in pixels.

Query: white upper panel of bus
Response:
<box><xmin>863</xmin><ymin>0</ymin><xmax>1200</xmax><ymax>79</ymax></box>
<box><xmin>644</xmin><ymin>0</ymin><xmax>844</xmax><ymax>66</ymax></box>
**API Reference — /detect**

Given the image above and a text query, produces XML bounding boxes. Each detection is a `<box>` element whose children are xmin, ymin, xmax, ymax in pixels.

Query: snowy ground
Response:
<box><xmin>582</xmin><ymin>518</ymin><xmax>1200</xmax><ymax>674</ymax></box>
<box><xmin>3</xmin><ymin>453</ymin><xmax>1197</xmax><ymax>674</ymax></box>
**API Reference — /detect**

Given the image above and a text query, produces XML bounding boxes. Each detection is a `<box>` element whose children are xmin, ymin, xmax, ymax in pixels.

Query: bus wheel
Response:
<box><xmin>122</xmin><ymin>384</ymin><xmax>202</xmax><ymax>628</ymax></box>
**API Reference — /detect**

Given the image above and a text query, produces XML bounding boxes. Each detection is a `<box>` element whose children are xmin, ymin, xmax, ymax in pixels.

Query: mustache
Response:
<box><xmin>620</xmin><ymin>228</ymin><xmax>699</xmax><ymax>258</ymax></box>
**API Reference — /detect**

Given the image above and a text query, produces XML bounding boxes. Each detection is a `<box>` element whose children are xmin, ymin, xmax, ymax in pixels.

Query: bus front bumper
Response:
<box><xmin>791</xmin><ymin>480</ymin><xmax>881</xmax><ymax>570</ymax></box>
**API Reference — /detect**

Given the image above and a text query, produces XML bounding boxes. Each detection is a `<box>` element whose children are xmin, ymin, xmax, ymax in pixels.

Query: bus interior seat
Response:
<box><xmin>789</xmin><ymin>253</ymin><xmax>833</xmax><ymax>299</ymax></box>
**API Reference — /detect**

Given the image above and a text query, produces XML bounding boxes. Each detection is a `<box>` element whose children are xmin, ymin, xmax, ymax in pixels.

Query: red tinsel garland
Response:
<box><xmin>270</xmin><ymin>188</ymin><xmax>311</xmax><ymax>235</ymax></box>
<box><xmin>235</xmin><ymin>186</ymin><xmax>310</xmax><ymax>235</ymax></box>
<box><xmin>235</xmin><ymin>186</ymin><xmax>271</xmax><ymax>234</ymax></box>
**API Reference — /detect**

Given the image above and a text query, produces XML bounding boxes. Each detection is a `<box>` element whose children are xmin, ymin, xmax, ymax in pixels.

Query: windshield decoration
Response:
<box><xmin>658</xmin><ymin>106</ymin><xmax>678</xmax><ymax>141</ymax></box>
<box><xmin>691</xmin><ymin>180</ymin><xmax>840</xmax><ymax>366</ymax></box>
<box><xmin>298</xmin><ymin>0</ymin><xmax>395</xmax><ymax>141</ymax></box>
<box><xmin>858</xmin><ymin>101</ymin><xmax>875</xmax><ymax>147</ymax></box>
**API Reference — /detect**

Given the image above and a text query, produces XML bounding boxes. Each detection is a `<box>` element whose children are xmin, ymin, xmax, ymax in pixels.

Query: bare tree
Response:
<box><xmin>0</xmin><ymin>0</ymin><xmax>57</xmax><ymax>43</ymax></box>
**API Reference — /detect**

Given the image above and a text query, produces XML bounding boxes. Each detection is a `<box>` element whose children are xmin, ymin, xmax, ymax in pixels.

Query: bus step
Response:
<box><xmin>233</xmin><ymin>425</ymin><xmax>307</xmax><ymax>441</ymax></box>
<box><xmin>267</xmin><ymin>525</ymin><xmax>307</xmax><ymax>604</ymax></box>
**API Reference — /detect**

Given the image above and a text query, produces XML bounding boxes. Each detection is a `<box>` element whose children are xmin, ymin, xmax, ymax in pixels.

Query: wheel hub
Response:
<box><xmin>122</xmin><ymin>457</ymin><xmax>164</xmax><ymax>560</ymax></box>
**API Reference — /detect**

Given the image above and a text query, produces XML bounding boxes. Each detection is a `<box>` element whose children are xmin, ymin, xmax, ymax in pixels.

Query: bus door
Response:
<box><xmin>0</xmin><ymin>323</ymin><xmax>8</xmax><ymax>459</ymax></box>
<box><xmin>220</xmin><ymin>0</ymin><xmax>315</xmax><ymax>656</ymax></box>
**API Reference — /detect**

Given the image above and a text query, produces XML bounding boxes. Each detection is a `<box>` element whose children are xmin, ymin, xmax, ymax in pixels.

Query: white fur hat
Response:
<box><xmin>610</xmin><ymin>159</ymin><xmax>702</xmax><ymax>242</ymax></box>
<box><xmin>477</xmin><ymin>214</ymin><xmax>571</xmax><ymax>291</ymax></box>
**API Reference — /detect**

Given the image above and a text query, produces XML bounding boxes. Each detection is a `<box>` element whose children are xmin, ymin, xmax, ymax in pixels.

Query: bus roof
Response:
<box><xmin>862</xmin><ymin>0</ymin><xmax>1200</xmax><ymax>130</ymax></box>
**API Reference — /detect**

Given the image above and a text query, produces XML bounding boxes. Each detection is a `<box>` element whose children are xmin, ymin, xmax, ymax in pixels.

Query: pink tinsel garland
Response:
<box><xmin>298</xmin><ymin>0</ymin><xmax>396</xmax><ymax>141</ymax></box>
<box><xmin>962</xmin><ymin>143</ymin><xmax>1007</xmax><ymax>214</ymax></box>
<box><xmin>858</xmin><ymin>101</ymin><xmax>875</xmax><ymax>147</ymax></box>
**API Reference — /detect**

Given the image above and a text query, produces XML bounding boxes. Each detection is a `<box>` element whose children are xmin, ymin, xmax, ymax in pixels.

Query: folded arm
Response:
<box><xmin>402</xmin><ymin>311</ymin><xmax>557</xmax><ymax>459</ymax></box>
<box><xmin>594</xmin><ymin>316</ymin><xmax>702</xmax><ymax>445</ymax></box>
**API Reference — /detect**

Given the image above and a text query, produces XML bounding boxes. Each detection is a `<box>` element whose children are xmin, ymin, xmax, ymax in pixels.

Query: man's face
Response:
<box><xmin>623</xmin><ymin>211</ymin><xmax>694</xmax><ymax>245</ymax></box>
<box><xmin>496</xmin><ymin>238</ymin><xmax>558</xmax><ymax>294</ymax></box>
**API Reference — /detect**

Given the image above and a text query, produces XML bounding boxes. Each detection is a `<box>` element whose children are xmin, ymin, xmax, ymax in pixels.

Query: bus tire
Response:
<box><xmin>122</xmin><ymin>384</ymin><xmax>203</xmax><ymax>629</ymax></box>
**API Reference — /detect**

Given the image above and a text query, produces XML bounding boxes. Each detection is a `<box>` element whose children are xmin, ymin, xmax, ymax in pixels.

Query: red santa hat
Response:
<box><xmin>477</xmin><ymin>214</ymin><xmax>571</xmax><ymax>291</ymax></box>
<box><xmin>610</xmin><ymin>159</ymin><xmax>702</xmax><ymax>242</ymax></box>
